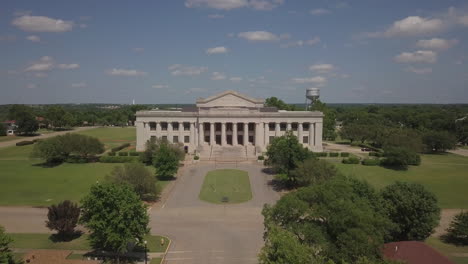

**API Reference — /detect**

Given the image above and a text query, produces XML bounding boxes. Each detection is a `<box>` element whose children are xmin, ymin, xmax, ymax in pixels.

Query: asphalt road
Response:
<box><xmin>149</xmin><ymin>163</ymin><xmax>279</xmax><ymax>264</ymax></box>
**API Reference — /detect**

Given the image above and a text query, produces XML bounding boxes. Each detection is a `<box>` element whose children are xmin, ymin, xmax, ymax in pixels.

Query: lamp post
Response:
<box><xmin>144</xmin><ymin>240</ymin><xmax>147</xmax><ymax>264</ymax></box>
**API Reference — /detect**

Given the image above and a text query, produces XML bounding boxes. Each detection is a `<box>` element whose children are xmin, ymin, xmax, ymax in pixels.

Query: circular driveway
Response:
<box><xmin>149</xmin><ymin>163</ymin><xmax>279</xmax><ymax>264</ymax></box>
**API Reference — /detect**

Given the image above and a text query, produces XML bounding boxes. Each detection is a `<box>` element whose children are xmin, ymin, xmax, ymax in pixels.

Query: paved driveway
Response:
<box><xmin>149</xmin><ymin>163</ymin><xmax>279</xmax><ymax>264</ymax></box>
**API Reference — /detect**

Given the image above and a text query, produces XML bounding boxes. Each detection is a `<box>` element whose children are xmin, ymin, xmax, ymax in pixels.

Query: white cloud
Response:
<box><xmin>383</xmin><ymin>16</ymin><xmax>444</xmax><ymax>37</ymax></box>
<box><xmin>394</xmin><ymin>50</ymin><xmax>437</xmax><ymax>63</ymax></box>
<box><xmin>291</xmin><ymin>76</ymin><xmax>327</xmax><ymax>86</ymax></box>
<box><xmin>208</xmin><ymin>14</ymin><xmax>224</xmax><ymax>19</ymax></box>
<box><xmin>57</xmin><ymin>64</ymin><xmax>80</xmax><ymax>70</ymax></box>
<box><xmin>185</xmin><ymin>0</ymin><xmax>283</xmax><ymax>10</ymax></box>
<box><xmin>169</xmin><ymin>64</ymin><xmax>208</xmax><ymax>76</ymax></box>
<box><xmin>12</xmin><ymin>15</ymin><xmax>73</xmax><ymax>32</ymax></box>
<box><xmin>309</xmin><ymin>64</ymin><xmax>335</xmax><ymax>73</ymax></box>
<box><xmin>152</xmin><ymin>84</ymin><xmax>169</xmax><ymax>89</ymax></box>
<box><xmin>238</xmin><ymin>31</ymin><xmax>279</xmax><ymax>42</ymax></box>
<box><xmin>26</xmin><ymin>35</ymin><xmax>40</xmax><ymax>42</ymax></box>
<box><xmin>229</xmin><ymin>77</ymin><xmax>243</xmax><ymax>82</ymax></box>
<box><xmin>71</xmin><ymin>82</ymin><xmax>87</xmax><ymax>87</ymax></box>
<box><xmin>310</xmin><ymin>8</ymin><xmax>331</xmax><ymax>15</ymax></box>
<box><xmin>406</xmin><ymin>67</ymin><xmax>432</xmax><ymax>74</ymax></box>
<box><xmin>280</xmin><ymin>37</ymin><xmax>320</xmax><ymax>48</ymax></box>
<box><xmin>25</xmin><ymin>56</ymin><xmax>54</xmax><ymax>72</ymax></box>
<box><xmin>416</xmin><ymin>38</ymin><xmax>458</xmax><ymax>50</ymax></box>
<box><xmin>206</xmin><ymin>46</ymin><xmax>229</xmax><ymax>54</ymax></box>
<box><xmin>107</xmin><ymin>68</ymin><xmax>147</xmax><ymax>76</ymax></box>
<box><xmin>26</xmin><ymin>83</ymin><xmax>37</xmax><ymax>89</ymax></box>
<box><xmin>211</xmin><ymin>72</ymin><xmax>226</xmax><ymax>80</ymax></box>
<box><xmin>249</xmin><ymin>0</ymin><xmax>284</xmax><ymax>11</ymax></box>
<box><xmin>460</xmin><ymin>15</ymin><xmax>468</xmax><ymax>26</ymax></box>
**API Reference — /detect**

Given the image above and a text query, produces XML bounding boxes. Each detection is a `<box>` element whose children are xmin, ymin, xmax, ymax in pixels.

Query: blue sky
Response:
<box><xmin>1</xmin><ymin>0</ymin><xmax>467</xmax><ymax>104</ymax></box>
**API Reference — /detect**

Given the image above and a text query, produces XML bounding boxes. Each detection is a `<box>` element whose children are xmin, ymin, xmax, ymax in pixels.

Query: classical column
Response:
<box><xmin>156</xmin><ymin>122</ymin><xmax>161</xmax><ymax>136</ymax></box>
<box><xmin>210</xmin><ymin>122</ymin><xmax>215</xmax><ymax>146</ymax></box>
<box><xmin>298</xmin><ymin>123</ymin><xmax>303</xmax><ymax>143</ymax></box>
<box><xmin>287</xmin><ymin>122</ymin><xmax>292</xmax><ymax>131</ymax></box>
<box><xmin>255</xmin><ymin>123</ymin><xmax>260</xmax><ymax>146</ymax></box>
<box><xmin>243</xmin><ymin>122</ymin><xmax>249</xmax><ymax>146</ymax></box>
<box><xmin>233</xmin><ymin>123</ymin><xmax>238</xmax><ymax>145</ymax></box>
<box><xmin>168</xmin><ymin>122</ymin><xmax>173</xmax><ymax>143</ymax></box>
<box><xmin>315</xmin><ymin>122</ymin><xmax>323</xmax><ymax>149</ymax></box>
<box><xmin>191</xmin><ymin>122</ymin><xmax>196</xmax><ymax>146</ymax></box>
<box><xmin>198</xmin><ymin>122</ymin><xmax>204</xmax><ymax>146</ymax></box>
<box><xmin>264</xmin><ymin>123</ymin><xmax>269</xmax><ymax>146</ymax></box>
<box><xmin>221</xmin><ymin>122</ymin><xmax>227</xmax><ymax>146</ymax></box>
<box><xmin>309</xmin><ymin>122</ymin><xmax>314</xmax><ymax>147</ymax></box>
<box><xmin>275</xmin><ymin>122</ymin><xmax>280</xmax><ymax>137</ymax></box>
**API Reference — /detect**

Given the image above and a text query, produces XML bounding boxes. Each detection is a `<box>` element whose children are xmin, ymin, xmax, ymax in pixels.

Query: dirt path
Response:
<box><xmin>448</xmin><ymin>148</ymin><xmax>468</xmax><ymax>157</ymax></box>
<box><xmin>323</xmin><ymin>142</ymin><xmax>369</xmax><ymax>158</ymax></box>
<box><xmin>0</xmin><ymin>127</ymin><xmax>98</xmax><ymax>149</ymax></box>
<box><xmin>433</xmin><ymin>209</ymin><xmax>465</xmax><ymax>237</ymax></box>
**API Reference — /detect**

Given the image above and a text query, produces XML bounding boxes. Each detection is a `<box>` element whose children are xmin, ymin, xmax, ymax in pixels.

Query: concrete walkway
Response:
<box><xmin>0</xmin><ymin>127</ymin><xmax>97</xmax><ymax>149</ymax></box>
<box><xmin>448</xmin><ymin>148</ymin><xmax>468</xmax><ymax>157</ymax></box>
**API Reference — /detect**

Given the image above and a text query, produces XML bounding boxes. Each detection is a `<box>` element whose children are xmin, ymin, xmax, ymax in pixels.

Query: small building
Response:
<box><xmin>135</xmin><ymin>90</ymin><xmax>324</xmax><ymax>156</ymax></box>
<box><xmin>2</xmin><ymin>120</ymin><xmax>17</xmax><ymax>136</ymax></box>
<box><xmin>383</xmin><ymin>241</ymin><xmax>454</xmax><ymax>264</ymax></box>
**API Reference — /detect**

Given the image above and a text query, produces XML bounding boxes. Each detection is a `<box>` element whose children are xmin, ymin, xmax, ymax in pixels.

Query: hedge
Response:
<box><xmin>316</xmin><ymin>152</ymin><xmax>328</xmax><ymax>157</ymax></box>
<box><xmin>194</xmin><ymin>155</ymin><xmax>200</xmax><ymax>160</ymax></box>
<box><xmin>369</xmin><ymin>152</ymin><xmax>383</xmax><ymax>157</ymax></box>
<box><xmin>99</xmin><ymin>156</ymin><xmax>138</xmax><ymax>163</ymax></box>
<box><xmin>329</xmin><ymin>152</ymin><xmax>339</xmax><ymax>157</ymax></box>
<box><xmin>258</xmin><ymin>155</ymin><xmax>265</xmax><ymax>160</ymax></box>
<box><xmin>111</xmin><ymin>143</ymin><xmax>131</xmax><ymax>152</ymax></box>
<box><xmin>362</xmin><ymin>158</ymin><xmax>380</xmax><ymax>166</ymax></box>
<box><xmin>342</xmin><ymin>157</ymin><xmax>360</xmax><ymax>164</ymax></box>
<box><xmin>118</xmin><ymin>151</ymin><xmax>129</xmax><ymax>156</ymax></box>
<box><xmin>340</xmin><ymin>152</ymin><xmax>350</xmax><ymax>157</ymax></box>
<box><xmin>108</xmin><ymin>152</ymin><xmax>116</xmax><ymax>156</ymax></box>
<box><xmin>129</xmin><ymin>152</ymin><xmax>140</xmax><ymax>156</ymax></box>
<box><xmin>16</xmin><ymin>140</ymin><xmax>34</xmax><ymax>146</ymax></box>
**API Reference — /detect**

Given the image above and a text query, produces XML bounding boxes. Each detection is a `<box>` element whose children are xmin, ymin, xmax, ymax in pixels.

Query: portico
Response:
<box><xmin>136</xmin><ymin>90</ymin><xmax>323</xmax><ymax>154</ymax></box>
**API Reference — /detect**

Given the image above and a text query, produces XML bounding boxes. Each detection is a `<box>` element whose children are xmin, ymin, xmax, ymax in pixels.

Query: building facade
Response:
<box><xmin>136</xmin><ymin>90</ymin><xmax>323</xmax><ymax>154</ymax></box>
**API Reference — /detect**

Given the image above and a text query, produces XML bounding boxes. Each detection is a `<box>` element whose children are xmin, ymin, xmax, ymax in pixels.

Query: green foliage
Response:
<box><xmin>310</xmin><ymin>100</ymin><xmax>337</xmax><ymax>141</ymax></box>
<box><xmin>0</xmin><ymin>225</ymin><xmax>17</xmax><ymax>264</ymax></box>
<box><xmin>381</xmin><ymin>182</ymin><xmax>440</xmax><ymax>241</ymax></box>
<box><xmin>265</xmin><ymin>131</ymin><xmax>310</xmax><ymax>177</ymax></box>
<box><xmin>445</xmin><ymin>211</ymin><xmax>468</xmax><ymax>245</ymax></box>
<box><xmin>118</xmin><ymin>151</ymin><xmax>128</xmax><ymax>156</ymax></box>
<box><xmin>423</xmin><ymin>130</ymin><xmax>457</xmax><ymax>153</ymax></box>
<box><xmin>153</xmin><ymin>142</ymin><xmax>180</xmax><ymax>180</ymax></box>
<box><xmin>46</xmin><ymin>200</ymin><xmax>80</xmax><ymax>238</ymax></box>
<box><xmin>264</xmin><ymin>97</ymin><xmax>297</xmax><ymax>111</ymax></box>
<box><xmin>291</xmin><ymin>158</ymin><xmax>338</xmax><ymax>186</ymax></box>
<box><xmin>361</xmin><ymin>159</ymin><xmax>380</xmax><ymax>166</ymax></box>
<box><xmin>16</xmin><ymin>111</ymin><xmax>39</xmax><ymax>135</ymax></box>
<box><xmin>108</xmin><ymin>151</ymin><xmax>116</xmax><ymax>156</ymax></box>
<box><xmin>111</xmin><ymin>143</ymin><xmax>131</xmax><ymax>153</ymax></box>
<box><xmin>140</xmin><ymin>137</ymin><xmax>185</xmax><ymax>165</ymax></box>
<box><xmin>342</xmin><ymin>157</ymin><xmax>360</xmax><ymax>164</ymax></box>
<box><xmin>381</xmin><ymin>147</ymin><xmax>421</xmax><ymax>170</ymax></box>
<box><xmin>315</xmin><ymin>152</ymin><xmax>328</xmax><ymax>157</ymax></box>
<box><xmin>258</xmin><ymin>155</ymin><xmax>264</xmax><ymax>160</ymax></box>
<box><xmin>99</xmin><ymin>156</ymin><xmax>138</xmax><ymax>163</ymax></box>
<box><xmin>194</xmin><ymin>155</ymin><xmax>199</xmax><ymax>160</ymax></box>
<box><xmin>262</xmin><ymin>177</ymin><xmax>391</xmax><ymax>263</ymax></box>
<box><xmin>329</xmin><ymin>152</ymin><xmax>339</xmax><ymax>157</ymax></box>
<box><xmin>0</xmin><ymin>123</ymin><xmax>6</xmax><ymax>136</ymax></box>
<box><xmin>369</xmin><ymin>152</ymin><xmax>383</xmax><ymax>157</ymax></box>
<box><xmin>129</xmin><ymin>152</ymin><xmax>139</xmax><ymax>156</ymax></box>
<box><xmin>80</xmin><ymin>184</ymin><xmax>149</xmax><ymax>254</ymax></box>
<box><xmin>340</xmin><ymin>152</ymin><xmax>350</xmax><ymax>157</ymax></box>
<box><xmin>15</xmin><ymin>140</ymin><xmax>34</xmax><ymax>146</ymax></box>
<box><xmin>46</xmin><ymin>106</ymin><xmax>74</xmax><ymax>128</ymax></box>
<box><xmin>106</xmin><ymin>163</ymin><xmax>159</xmax><ymax>201</ymax></box>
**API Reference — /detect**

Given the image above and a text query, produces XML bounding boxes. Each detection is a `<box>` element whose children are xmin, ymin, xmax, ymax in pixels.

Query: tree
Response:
<box><xmin>423</xmin><ymin>130</ymin><xmax>457</xmax><ymax>153</ymax></box>
<box><xmin>445</xmin><ymin>211</ymin><xmax>468</xmax><ymax>245</ymax></box>
<box><xmin>381</xmin><ymin>182</ymin><xmax>440</xmax><ymax>241</ymax></box>
<box><xmin>0</xmin><ymin>123</ymin><xmax>6</xmax><ymax>136</ymax></box>
<box><xmin>153</xmin><ymin>142</ymin><xmax>180</xmax><ymax>180</ymax></box>
<box><xmin>310</xmin><ymin>100</ymin><xmax>337</xmax><ymax>141</ymax></box>
<box><xmin>80</xmin><ymin>184</ymin><xmax>149</xmax><ymax>258</ymax></box>
<box><xmin>15</xmin><ymin>111</ymin><xmax>38</xmax><ymax>135</ymax></box>
<box><xmin>381</xmin><ymin>146</ymin><xmax>421</xmax><ymax>170</ymax></box>
<box><xmin>106</xmin><ymin>163</ymin><xmax>159</xmax><ymax>201</ymax></box>
<box><xmin>140</xmin><ymin>137</ymin><xmax>185</xmax><ymax>165</ymax></box>
<box><xmin>265</xmin><ymin>131</ymin><xmax>310</xmax><ymax>178</ymax></box>
<box><xmin>45</xmin><ymin>106</ymin><xmax>68</xmax><ymax>129</ymax></box>
<box><xmin>265</xmin><ymin>97</ymin><xmax>296</xmax><ymax>111</ymax></box>
<box><xmin>0</xmin><ymin>225</ymin><xmax>16</xmax><ymax>264</ymax></box>
<box><xmin>46</xmin><ymin>200</ymin><xmax>80</xmax><ymax>239</ymax></box>
<box><xmin>291</xmin><ymin>158</ymin><xmax>338</xmax><ymax>187</ymax></box>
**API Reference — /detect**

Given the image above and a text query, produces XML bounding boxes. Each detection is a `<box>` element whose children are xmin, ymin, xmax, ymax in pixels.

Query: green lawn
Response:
<box><xmin>77</xmin><ymin>127</ymin><xmax>136</xmax><ymax>150</ymax></box>
<box><xmin>426</xmin><ymin>237</ymin><xmax>468</xmax><ymax>264</ymax></box>
<box><xmin>335</xmin><ymin>153</ymin><xmax>468</xmax><ymax>209</ymax></box>
<box><xmin>199</xmin><ymin>169</ymin><xmax>252</xmax><ymax>204</ymax></box>
<box><xmin>9</xmin><ymin>233</ymin><xmax>169</xmax><ymax>252</ymax></box>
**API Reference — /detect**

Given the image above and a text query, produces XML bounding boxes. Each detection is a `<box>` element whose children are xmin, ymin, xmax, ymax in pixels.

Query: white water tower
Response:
<box><xmin>305</xmin><ymin>87</ymin><xmax>320</xmax><ymax>110</ymax></box>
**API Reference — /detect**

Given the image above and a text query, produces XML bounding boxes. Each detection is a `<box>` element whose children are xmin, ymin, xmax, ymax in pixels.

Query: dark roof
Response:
<box><xmin>383</xmin><ymin>241</ymin><xmax>454</xmax><ymax>264</ymax></box>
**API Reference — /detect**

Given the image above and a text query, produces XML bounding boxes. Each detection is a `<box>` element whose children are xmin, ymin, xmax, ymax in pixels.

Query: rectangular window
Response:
<box><xmin>151</xmin><ymin>136</ymin><xmax>156</xmax><ymax>140</ymax></box>
<box><xmin>172</xmin><ymin>122</ymin><xmax>179</xmax><ymax>131</ymax></box>
<box><xmin>292</xmin><ymin>123</ymin><xmax>298</xmax><ymax>131</ymax></box>
<box><xmin>269</xmin><ymin>123</ymin><xmax>275</xmax><ymax>131</ymax></box>
<box><xmin>184</xmin><ymin>136</ymin><xmax>190</xmax><ymax>143</ymax></box>
<box><xmin>303</xmin><ymin>123</ymin><xmax>310</xmax><ymax>132</ymax></box>
<box><xmin>162</xmin><ymin>136</ymin><xmax>168</xmax><ymax>141</ymax></box>
<box><xmin>183</xmin><ymin>122</ymin><xmax>190</xmax><ymax>131</ymax></box>
<box><xmin>173</xmin><ymin>136</ymin><xmax>179</xmax><ymax>143</ymax></box>
<box><xmin>161</xmin><ymin>122</ymin><xmax>168</xmax><ymax>131</ymax></box>
<box><xmin>280</xmin><ymin>123</ymin><xmax>286</xmax><ymax>131</ymax></box>
<box><xmin>149</xmin><ymin>122</ymin><xmax>156</xmax><ymax>131</ymax></box>
<box><xmin>303</xmin><ymin>136</ymin><xmax>309</xmax><ymax>144</ymax></box>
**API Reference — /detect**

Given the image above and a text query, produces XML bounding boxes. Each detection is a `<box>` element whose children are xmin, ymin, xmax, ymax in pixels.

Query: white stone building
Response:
<box><xmin>136</xmin><ymin>90</ymin><xmax>323</xmax><ymax>156</ymax></box>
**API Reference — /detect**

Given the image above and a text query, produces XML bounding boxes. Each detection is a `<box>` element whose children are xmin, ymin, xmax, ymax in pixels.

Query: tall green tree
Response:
<box><xmin>265</xmin><ymin>97</ymin><xmax>296</xmax><ymax>111</ymax></box>
<box><xmin>45</xmin><ymin>106</ymin><xmax>68</xmax><ymax>128</ymax></box>
<box><xmin>15</xmin><ymin>111</ymin><xmax>38</xmax><ymax>135</ymax></box>
<box><xmin>106</xmin><ymin>163</ymin><xmax>159</xmax><ymax>201</ymax></box>
<box><xmin>446</xmin><ymin>211</ymin><xmax>468</xmax><ymax>245</ymax></box>
<box><xmin>0</xmin><ymin>225</ymin><xmax>17</xmax><ymax>264</ymax></box>
<box><xmin>291</xmin><ymin>158</ymin><xmax>338</xmax><ymax>187</ymax></box>
<box><xmin>381</xmin><ymin>182</ymin><xmax>440</xmax><ymax>241</ymax></box>
<box><xmin>153</xmin><ymin>142</ymin><xmax>180</xmax><ymax>180</ymax></box>
<box><xmin>80</xmin><ymin>184</ymin><xmax>149</xmax><ymax>259</ymax></box>
<box><xmin>423</xmin><ymin>130</ymin><xmax>457</xmax><ymax>153</ymax></box>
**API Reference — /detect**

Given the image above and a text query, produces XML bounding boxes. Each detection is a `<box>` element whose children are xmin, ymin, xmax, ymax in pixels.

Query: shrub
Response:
<box><xmin>340</xmin><ymin>152</ymin><xmax>350</xmax><ymax>157</ymax></box>
<box><xmin>445</xmin><ymin>211</ymin><xmax>468</xmax><ymax>245</ymax></box>
<box><xmin>111</xmin><ymin>143</ymin><xmax>131</xmax><ymax>152</ymax></box>
<box><xmin>66</xmin><ymin>156</ymin><xmax>88</xmax><ymax>164</ymax></box>
<box><xmin>194</xmin><ymin>155</ymin><xmax>199</xmax><ymax>160</ymax></box>
<box><xmin>46</xmin><ymin>200</ymin><xmax>80</xmax><ymax>238</ymax></box>
<box><xmin>361</xmin><ymin>158</ymin><xmax>380</xmax><ymax>166</ymax></box>
<box><xmin>315</xmin><ymin>152</ymin><xmax>328</xmax><ymax>157</ymax></box>
<box><xmin>369</xmin><ymin>152</ymin><xmax>383</xmax><ymax>157</ymax></box>
<box><xmin>108</xmin><ymin>151</ymin><xmax>116</xmax><ymax>156</ymax></box>
<box><xmin>129</xmin><ymin>152</ymin><xmax>139</xmax><ymax>156</ymax></box>
<box><xmin>258</xmin><ymin>155</ymin><xmax>265</xmax><ymax>160</ymax></box>
<box><xmin>342</xmin><ymin>157</ymin><xmax>360</xmax><ymax>164</ymax></box>
<box><xmin>16</xmin><ymin>140</ymin><xmax>34</xmax><ymax>146</ymax></box>
<box><xmin>118</xmin><ymin>151</ymin><xmax>128</xmax><ymax>156</ymax></box>
<box><xmin>329</xmin><ymin>152</ymin><xmax>339</xmax><ymax>157</ymax></box>
<box><xmin>99</xmin><ymin>156</ymin><xmax>137</xmax><ymax>163</ymax></box>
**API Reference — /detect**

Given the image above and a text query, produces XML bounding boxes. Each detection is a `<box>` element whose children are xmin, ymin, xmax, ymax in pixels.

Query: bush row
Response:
<box><xmin>99</xmin><ymin>156</ymin><xmax>138</xmax><ymax>163</ymax></box>
<box><xmin>369</xmin><ymin>152</ymin><xmax>384</xmax><ymax>157</ymax></box>
<box><xmin>16</xmin><ymin>140</ymin><xmax>34</xmax><ymax>146</ymax></box>
<box><xmin>361</xmin><ymin>158</ymin><xmax>380</xmax><ymax>166</ymax></box>
<box><xmin>108</xmin><ymin>151</ymin><xmax>140</xmax><ymax>157</ymax></box>
<box><xmin>316</xmin><ymin>152</ymin><xmax>350</xmax><ymax>157</ymax></box>
<box><xmin>111</xmin><ymin>143</ymin><xmax>131</xmax><ymax>152</ymax></box>
<box><xmin>342</xmin><ymin>157</ymin><xmax>360</xmax><ymax>164</ymax></box>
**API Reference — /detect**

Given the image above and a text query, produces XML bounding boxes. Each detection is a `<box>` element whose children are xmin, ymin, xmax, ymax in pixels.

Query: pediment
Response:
<box><xmin>196</xmin><ymin>90</ymin><xmax>264</xmax><ymax>108</ymax></box>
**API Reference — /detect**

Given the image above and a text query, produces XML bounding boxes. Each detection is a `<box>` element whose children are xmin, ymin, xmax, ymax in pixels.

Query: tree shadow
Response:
<box><xmin>49</xmin><ymin>231</ymin><xmax>83</xmax><ymax>242</ymax></box>
<box><xmin>440</xmin><ymin>233</ymin><xmax>468</xmax><ymax>247</ymax></box>
<box><xmin>261</xmin><ymin>167</ymin><xmax>276</xmax><ymax>175</ymax></box>
<box><xmin>32</xmin><ymin>161</ymin><xmax>63</xmax><ymax>168</ymax></box>
<box><xmin>379</xmin><ymin>164</ymin><xmax>408</xmax><ymax>171</ymax></box>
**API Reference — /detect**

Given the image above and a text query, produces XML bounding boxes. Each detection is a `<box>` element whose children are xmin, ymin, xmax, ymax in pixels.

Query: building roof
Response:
<box><xmin>196</xmin><ymin>90</ymin><xmax>264</xmax><ymax>108</ymax></box>
<box><xmin>383</xmin><ymin>241</ymin><xmax>454</xmax><ymax>264</ymax></box>
<box><xmin>23</xmin><ymin>250</ymin><xmax>101</xmax><ymax>264</ymax></box>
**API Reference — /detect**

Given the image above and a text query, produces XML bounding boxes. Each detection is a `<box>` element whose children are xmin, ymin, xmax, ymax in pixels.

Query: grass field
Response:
<box><xmin>9</xmin><ymin>233</ymin><xmax>170</xmax><ymax>252</ymax></box>
<box><xmin>199</xmin><ymin>169</ymin><xmax>252</xmax><ymax>204</ymax></box>
<box><xmin>0</xmin><ymin>127</ymin><xmax>168</xmax><ymax>206</ymax></box>
<box><xmin>426</xmin><ymin>237</ymin><xmax>468</xmax><ymax>264</ymax></box>
<box><xmin>334</xmin><ymin>153</ymin><xmax>468</xmax><ymax>209</ymax></box>
<box><xmin>77</xmin><ymin>127</ymin><xmax>136</xmax><ymax>150</ymax></box>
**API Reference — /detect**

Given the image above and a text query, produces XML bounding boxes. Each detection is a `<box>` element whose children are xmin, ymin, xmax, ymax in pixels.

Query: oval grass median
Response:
<box><xmin>198</xmin><ymin>169</ymin><xmax>252</xmax><ymax>204</ymax></box>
